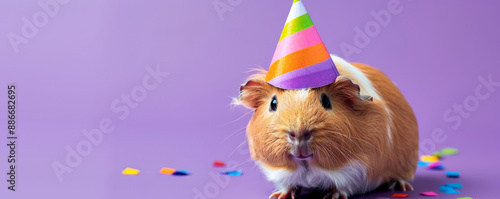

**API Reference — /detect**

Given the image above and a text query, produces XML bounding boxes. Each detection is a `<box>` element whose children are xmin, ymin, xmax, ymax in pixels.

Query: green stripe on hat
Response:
<box><xmin>278</xmin><ymin>13</ymin><xmax>314</xmax><ymax>42</ymax></box>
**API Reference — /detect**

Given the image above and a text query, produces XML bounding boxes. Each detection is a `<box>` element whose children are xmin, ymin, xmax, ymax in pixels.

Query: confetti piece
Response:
<box><xmin>420</xmin><ymin>155</ymin><xmax>439</xmax><ymax>162</ymax></box>
<box><xmin>391</xmin><ymin>193</ymin><xmax>408</xmax><ymax>198</ymax></box>
<box><xmin>418</xmin><ymin>161</ymin><xmax>430</xmax><ymax>167</ymax></box>
<box><xmin>122</xmin><ymin>168</ymin><xmax>139</xmax><ymax>175</ymax></box>
<box><xmin>220</xmin><ymin>170</ymin><xmax>243</xmax><ymax>176</ymax></box>
<box><xmin>427</xmin><ymin>161</ymin><xmax>440</xmax><ymax>169</ymax></box>
<box><xmin>227</xmin><ymin>170</ymin><xmax>243</xmax><ymax>176</ymax></box>
<box><xmin>446</xmin><ymin>171</ymin><xmax>460</xmax><ymax>178</ymax></box>
<box><xmin>441</xmin><ymin>148</ymin><xmax>458</xmax><ymax>155</ymax></box>
<box><xmin>213</xmin><ymin>161</ymin><xmax>226</xmax><ymax>167</ymax></box>
<box><xmin>420</xmin><ymin>191</ymin><xmax>439</xmax><ymax>196</ymax></box>
<box><xmin>376</xmin><ymin>198</ymin><xmax>390</xmax><ymax>199</ymax></box>
<box><xmin>159</xmin><ymin>167</ymin><xmax>176</xmax><ymax>175</ymax></box>
<box><xmin>440</xmin><ymin>186</ymin><xmax>460</xmax><ymax>194</ymax></box>
<box><xmin>445</xmin><ymin>183</ymin><xmax>463</xmax><ymax>189</ymax></box>
<box><xmin>426</xmin><ymin>162</ymin><xmax>445</xmax><ymax>170</ymax></box>
<box><xmin>457</xmin><ymin>197</ymin><xmax>472</xmax><ymax>199</ymax></box>
<box><xmin>443</xmin><ymin>189</ymin><xmax>460</xmax><ymax>194</ymax></box>
<box><xmin>432</xmin><ymin>151</ymin><xmax>443</xmax><ymax>158</ymax></box>
<box><xmin>172</xmin><ymin>170</ymin><xmax>190</xmax><ymax>176</ymax></box>
<box><xmin>440</xmin><ymin>186</ymin><xmax>453</xmax><ymax>192</ymax></box>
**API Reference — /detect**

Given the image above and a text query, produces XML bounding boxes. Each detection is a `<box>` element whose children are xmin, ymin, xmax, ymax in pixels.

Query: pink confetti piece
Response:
<box><xmin>420</xmin><ymin>191</ymin><xmax>439</xmax><ymax>196</ymax></box>
<box><xmin>427</xmin><ymin>161</ymin><xmax>440</xmax><ymax>169</ymax></box>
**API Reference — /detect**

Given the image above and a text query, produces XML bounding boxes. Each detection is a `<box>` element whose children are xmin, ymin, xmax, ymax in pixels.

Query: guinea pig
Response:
<box><xmin>235</xmin><ymin>55</ymin><xmax>419</xmax><ymax>199</ymax></box>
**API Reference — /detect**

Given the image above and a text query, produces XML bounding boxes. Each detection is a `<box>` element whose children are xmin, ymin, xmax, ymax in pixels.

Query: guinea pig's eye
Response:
<box><xmin>270</xmin><ymin>95</ymin><xmax>278</xmax><ymax>112</ymax></box>
<box><xmin>320</xmin><ymin>93</ymin><xmax>332</xmax><ymax>110</ymax></box>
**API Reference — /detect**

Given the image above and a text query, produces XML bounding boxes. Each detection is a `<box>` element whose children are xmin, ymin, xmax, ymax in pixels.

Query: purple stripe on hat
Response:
<box><xmin>268</xmin><ymin>58</ymin><xmax>339</xmax><ymax>89</ymax></box>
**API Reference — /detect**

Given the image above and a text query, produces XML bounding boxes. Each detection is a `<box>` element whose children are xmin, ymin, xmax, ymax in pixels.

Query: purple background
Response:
<box><xmin>1</xmin><ymin>0</ymin><xmax>499</xmax><ymax>198</ymax></box>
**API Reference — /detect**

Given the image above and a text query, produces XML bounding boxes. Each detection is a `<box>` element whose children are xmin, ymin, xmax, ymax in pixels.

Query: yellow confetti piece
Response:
<box><xmin>160</xmin><ymin>167</ymin><xmax>176</xmax><ymax>175</ymax></box>
<box><xmin>122</xmin><ymin>168</ymin><xmax>140</xmax><ymax>175</ymax></box>
<box><xmin>420</xmin><ymin>155</ymin><xmax>439</xmax><ymax>162</ymax></box>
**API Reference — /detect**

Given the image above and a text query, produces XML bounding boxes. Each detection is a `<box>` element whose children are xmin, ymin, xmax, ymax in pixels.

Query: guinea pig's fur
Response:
<box><xmin>236</xmin><ymin>55</ymin><xmax>418</xmax><ymax>198</ymax></box>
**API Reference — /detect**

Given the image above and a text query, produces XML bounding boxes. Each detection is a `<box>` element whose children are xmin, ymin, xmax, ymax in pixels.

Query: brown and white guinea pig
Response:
<box><xmin>235</xmin><ymin>55</ymin><xmax>419</xmax><ymax>199</ymax></box>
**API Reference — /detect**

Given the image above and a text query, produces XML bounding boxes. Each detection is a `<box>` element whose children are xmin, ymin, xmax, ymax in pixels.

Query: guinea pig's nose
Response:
<box><xmin>288</xmin><ymin>131</ymin><xmax>312</xmax><ymax>141</ymax></box>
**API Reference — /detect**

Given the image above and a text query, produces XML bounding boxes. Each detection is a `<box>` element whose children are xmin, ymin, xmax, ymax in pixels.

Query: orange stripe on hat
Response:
<box><xmin>266</xmin><ymin>42</ymin><xmax>331</xmax><ymax>82</ymax></box>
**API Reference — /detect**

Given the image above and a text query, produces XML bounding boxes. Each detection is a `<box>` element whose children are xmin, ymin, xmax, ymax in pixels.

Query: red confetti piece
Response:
<box><xmin>391</xmin><ymin>193</ymin><xmax>409</xmax><ymax>198</ymax></box>
<box><xmin>213</xmin><ymin>160</ymin><xmax>226</xmax><ymax>167</ymax></box>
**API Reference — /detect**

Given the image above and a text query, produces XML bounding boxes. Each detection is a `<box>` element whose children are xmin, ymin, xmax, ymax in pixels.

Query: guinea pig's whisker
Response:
<box><xmin>328</xmin><ymin>131</ymin><xmax>367</xmax><ymax>155</ymax></box>
<box><xmin>336</xmin><ymin>145</ymin><xmax>350</xmax><ymax>161</ymax></box>
<box><xmin>261</xmin><ymin>145</ymin><xmax>279</xmax><ymax>165</ymax></box>
<box><xmin>320</xmin><ymin>141</ymin><xmax>341</xmax><ymax>164</ymax></box>
<box><xmin>334</xmin><ymin>137</ymin><xmax>365</xmax><ymax>160</ymax></box>
<box><xmin>263</xmin><ymin>137</ymin><xmax>281</xmax><ymax>151</ymax></box>
<box><xmin>229</xmin><ymin>140</ymin><xmax>248</xmax><ymax>157</ymax></box>
<box><xmin>348</xmin><ymin>135</ymin><xmax>391</xmax><ymax>158</ymax></box>
<box><xmin>222</xmin><ymin>126</ymin><xmax>247</xmax><ymax>143</ymax></box>
<box><xmin>231</xmin><ymin>158</ymin><xmax>253</xmax><ymax>168</ymax></box>
<box><xmin>330</xmin><ymin>131</ymin><xmax>389</xmax><ymax>163</ymax></box>
<box><xmin>325</xmin><ymin>146</ymin><xmax>340</xmax><ymax>166</ymax></box>
<box><xmin>260</xmin><ymin>138</ymin><xmax>285</xmax><ymax>163</ymax></box>
<box><xmin>330</xmin><ymin>130</ymin><xmax>390</xmax><ymax>158</ymax></box>
<box><xmin>223</xmin><ymin>110</ymin><xmax>253</xmax><ymax>126</ymax></box>
<box><xmin>337</xmin><ymin>145</ymin><xmax>366</xmax><ymax>166</ymax></box>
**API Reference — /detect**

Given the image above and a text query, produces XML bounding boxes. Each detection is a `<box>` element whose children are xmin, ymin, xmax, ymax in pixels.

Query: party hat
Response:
<box><xmin>265</xmin><ymin>0</ymin><xmax>339</xmax><ymax>89</ymax></box>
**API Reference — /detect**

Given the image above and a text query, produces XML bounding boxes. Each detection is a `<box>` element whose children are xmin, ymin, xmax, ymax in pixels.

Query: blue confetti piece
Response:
<box><xmin>440</xmin><ymin>185</ymin><xmax>453</xmax><ymax>192</ymax></box>
<box><xmin>430</xmin><ymin>164</ymin><xmax>445</xmax><ymax>170</ymax></box>
<box><xmin>227</xmin><ymin>170</ymin><xmax>242</xmax><ymax>176</ymax></box>
<box><xmin>440</xmin><ymin>186</ymin><xmax>460</xmax><ymax>194</ymax></box>
<box><xmin>220</xmin><ymin>170</ymin><xmax>242</xmax><ymax>176</ymax></box>
<box><xmin>417</xmin><ymin>161</ymin><xmax>430</xmax><ymax>167</ymax></box>
<box><xmin>172</xmin><ymin>170</ymin><xmax>190</xmax><ymax>176</ymax></box>
<box><xmin>445</xmin><ymin>183</ymin><xmax>463</xmax><ymax>189</ymax></box>
<box><xmin>444</xmin><ymin>189</ymin><xmax>460</xmax><ymax>194</ymax></box>
<box><xmin>446</xmin><ymin>171</ymin><xmax>460</xmax><ymax>178</ymax></box>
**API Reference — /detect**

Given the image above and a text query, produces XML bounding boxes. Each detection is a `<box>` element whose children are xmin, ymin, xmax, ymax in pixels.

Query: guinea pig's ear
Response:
<box><xmin>236</xmin><ymin>75</ymin><xmax>269</xmax><ymax>109</ymax></box>
<box><xmin>332</xmin><ymin>77</ymin><xmax>373</xmax><ymax>110</ymax></box>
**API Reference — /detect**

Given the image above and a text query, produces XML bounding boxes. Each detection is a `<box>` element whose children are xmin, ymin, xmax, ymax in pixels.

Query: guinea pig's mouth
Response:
<box><xmin>292</xmin><ymin>153</ymin><xmax>313</xmax><ymax>160</ymax></box>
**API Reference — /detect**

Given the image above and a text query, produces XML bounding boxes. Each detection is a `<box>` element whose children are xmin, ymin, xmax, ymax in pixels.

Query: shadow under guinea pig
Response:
<box><xmin>291</xmin><ymin>174</ymin><xmax>448</xmax><ymax>199</ymax></box>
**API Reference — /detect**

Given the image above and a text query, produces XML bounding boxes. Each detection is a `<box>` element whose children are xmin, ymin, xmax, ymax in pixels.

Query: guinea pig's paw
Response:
<box><xmin>322</xmin><ymin>190</ymin><xmax>348</xmax><ymax>199</ymax></box>
<box><xmin>269</xmin><ymin>188</ymin><xmax>300</xmax><ymax>199</ymax></box>
<box><xmin>388</xmin><ymin>180</ymin><xmax>414</xmax><ymax>192</ymax></box>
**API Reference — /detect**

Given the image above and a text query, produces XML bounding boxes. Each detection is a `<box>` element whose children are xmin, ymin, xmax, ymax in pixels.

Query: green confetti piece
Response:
<box><xmin>441</xmin><ymin>148</ymin><xmax>458</xmax><ymax>155</ymax></box>
<box><xmin>457</xmin><ymin>197</ymin><xmax>472</xmax><ymax>199</ymax></box>
<box><xmin>432</xmin><ymin>151</ymin><xmax>443</xmax><ymax>158</ymax></box>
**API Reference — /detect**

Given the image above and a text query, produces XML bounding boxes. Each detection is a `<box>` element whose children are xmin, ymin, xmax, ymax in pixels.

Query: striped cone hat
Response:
<box><xmin>266</xmin><ymin>0</ymin><xmax>339</xmax><ymax>89</ymax></box>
